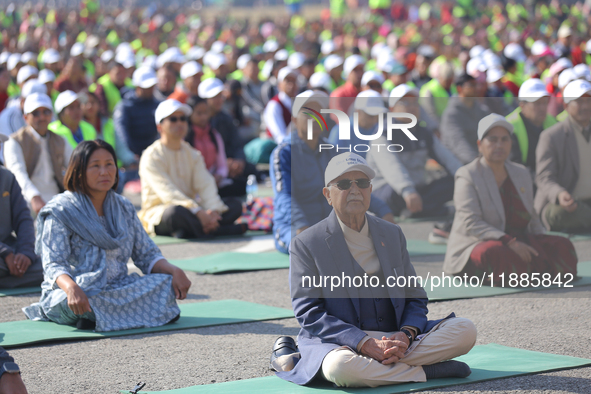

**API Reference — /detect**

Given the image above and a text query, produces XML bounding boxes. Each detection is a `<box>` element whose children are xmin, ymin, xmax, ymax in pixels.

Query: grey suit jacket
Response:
<box><xmin>535</xmin><ymin>116</ymin><xmax>581</xmax><ymax>228</ymax></box>
<box><xmin>443</xmin><ymin>156</ymin><xmax>545</xmax><ymax>275</ymax></box>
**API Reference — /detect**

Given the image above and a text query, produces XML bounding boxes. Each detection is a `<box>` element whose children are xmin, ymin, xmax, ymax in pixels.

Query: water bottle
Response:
<box><xmin>246</xmin><ymin>174</ymin><xmax>258</xmax><ymax>203</ymax></box>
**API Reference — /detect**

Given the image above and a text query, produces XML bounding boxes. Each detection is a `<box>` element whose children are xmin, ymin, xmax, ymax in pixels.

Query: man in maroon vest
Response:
<box><xmin>264</xmin><ymin>67</ymin><xmax>299</xmax><ymax>143</ymax></box>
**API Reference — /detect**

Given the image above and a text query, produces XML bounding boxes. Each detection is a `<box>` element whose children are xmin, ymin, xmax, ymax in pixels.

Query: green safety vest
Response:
<box><xmin>503</xmin><ymin>89</ymin><xmax>514</xmax><ymax>106</ymax></box>
<box><xmin>7</xmin><ymin>81</ymin><xmax>19</xmax><ymax>97</ymax></box>
<box><xmin>84</xmin><ymin>59</ymin><xmax>96</xmax><ymax>79</ymax></box>
<box><xmin>330</xmin><ymin>0</ymin><xmax>346</xmax><ymax>17</ymax></box>
<box><xmin>419</xmin><ymin>78</ymin><xmax>456</xmax><ymax>117</ymax></box>
<box><xmin>556</xmin><ymin>110</ymin><xmax>567</xmax><ymax>122</ymax></box>
<box><xmin>506</xmin><ymin>107</ymin><xmax>557</xmax><ymax>164</ymax></box>
<box><xmin>89</xmin><ymin>74</ymin><xmax>133</xmax><ymax>115</ymax></box>
<box><xmin>48</xmin><ymin>120</ymin><xmax>97</xmax><ymax>149</ymax></box>
<box><xmin>228</xmin><ymin>69</ymin><xmax>243</xmax><ymax>81</ymax></box>
<box><xmin>369</xmin><ymin>0</ymin><xmax>391</xmax><ymax>10</ymax></box>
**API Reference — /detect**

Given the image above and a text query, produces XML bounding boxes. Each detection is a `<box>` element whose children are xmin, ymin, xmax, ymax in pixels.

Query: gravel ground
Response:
<box><xmin>1</xmin><ymin>216</ymin><xmax>590</xmax><ymax>393</ymax></box>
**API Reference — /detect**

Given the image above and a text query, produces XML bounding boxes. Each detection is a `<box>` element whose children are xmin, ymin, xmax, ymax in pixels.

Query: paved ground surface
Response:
<box><xmin>1</xmin><ymin>190</ymin><xmax>590</xmax><ymax>393</ymax></box>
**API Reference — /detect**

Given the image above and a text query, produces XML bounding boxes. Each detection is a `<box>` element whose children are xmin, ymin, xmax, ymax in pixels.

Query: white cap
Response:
<box><xmin>115</xmin><ymin>50</ymin><xmax>135</xmax><ymax>69</ymax></box>
<box><xmin>180</xmin><ymin>61</ymin><xmax>202</xmax><ymax>79</ymax></box>
<box><xmin>261</xmin><ymin>59</ymin><xmax>274</xmax><ymax>79</ymax></box>
<box><xmin>371</xmin><ymin>42</ymin><xmax>389</xmax><ymax>60</ymax></box>
<box><xmin>557</xmin><ymin>25</ymin><xmax>573</xmax><ymax>39</ymax></box>
<box><xmin>38</xmin><ymin>69</ymin><xmax>56</xmax><ymax>84</ymax></box>
<box><xmin>324</xmin><ymin>54</ymin><xmax>344</xmax><ymax>72</ymax></box>
<box><xmin>343</xmin><ymin>55</ymin><xmax>365</xmax><ymax>75</ymax></box>
<box><xmin>211</xmin><ymin>53</ymin><xmax>229</xmax><ymax>70</ymax></box>
<box><xmin>361</xmin><ymin>70</ymin><xmax>384</xmax><ymax>86</ymax></box>
<box><xmin>132</xmin><ymin>66</ymin><xmax>158</xmax><ymax>88</ymax></box>
<box><xmin>586</xmin><ymin>39</ymin><xmax>591</xmax><ymax>55</ymax></box>
<box><xmin>573</xmin><ymin>64</ymin><xmax>591</xmax><ymax>82</ymax></box>
<box><xmin>469</xmin><ymin>45</ymin><xmax>485</xmax><ymax>59</ymax></box>
<box><xmin>558</xmin><ymin>68</ymin><xmax>577</xmax><ymax>90</ymax></box>
<box><xmin>21</xmin><ymin>79</ymin><xmax>47</xmax><ymax>98</ymax></box>
<box><xmin>142</xmin><ymin>55</ymin><xmax>158</xmax><ymax>70</ymax></box>
<box><xmin>186</xmin><ymin>46</ymin><xmax>205</xmax><ymax>61</ymax></box>
<box><xmin>477</xmin><ymin>113</ymin><xmax>514</xmax><ymax>140</ymax></box>
<box><xmin>236</xmin><ymin>54</ymin><xmax>252</xmax><ymax>70</ymax></box>
<box><xmin>309</xmin><ymin>72</ymin><xmax>332</xmax><ymax>91</ymax></box>
<box><xmin>116</xmin><ymin>42</ymin><xmax>133</xmax><ymax>54</ymax></box>
<box><xmin>466</xmin><ymin>57</ymin><xmax>487</xmax><ymax>77</ymax></box>
<box><xmin>16</xmin><ymin>65</ymin><xmax>38</xmax><ymax>85</ymax></box>
<box><xmin>21</xmin><ymin>52</ymin><xmax>36</xmax><ymax>64</ymax></box>
<box><xmin>156</xmin><ymin>48</ymin><xmax>185</xmax><ymax>69</ymax></box>
<box><xmin>7</xmin><ymin>53</ymin><xmax>22</xmax><ymax>71</ymax></box>
<box><xmin>354</xmin><ymin>90</ymin><xmax>387</xmax><ymax>116</ymax></box>
<box><xmin>486</xmin><ymin>67</ymin><xmax>505</xmax><ymax>84</ymax></box>
<box><xmin>321</xmin><ymin>40</ymin><xmax>335</xmax><ymax>55</ymax></box>
<box><xmin>155</xmin><ymin>99</ymin><xmax>192</xmax><ymax>124</ymax></box>
<box><xmin>55</xmin><ymin>90</ymin><xmax>79</xmax><ymax>114</ymax></box>
<box><xmin>70</xmin><ymin>42</ymin><xmax>85</xmax><ymax>57</ymax></box>
<box><xmin>198</xmin><ymin>78</ymin><xmax>225</xmax><ymax>99</ymax></box>
<box><xmin>291</xmin><ymin>89</ymin><xmax>329</xmax><ymax>117</ymax></box>
<box><xmin>100</xmin><ymin>50</ymin><xmax>114</xmax><ymax>63</ymax></box>
<box><xmin>389</xmin><ymin>83</ymin><xmax>418</xmax><ymax>108</ymax></box>
<box><xmin>263</xmin><ymin>40</ymin><xmax>279</xmax><ymax>53</ymax></box>
<box><xmin>324</xmin><ymin>152</ymin><xmax>375</xmax><ymax>187</ymax></box>
<box><xmin>531</xmin><ymin>40</ymin><xmax>549</xmax><ymax>56</ymax></box>
<box><xmin>518</xmin><ymin>78</ymin><xmax>550</xmax><ymax>102</ymax></box>
<box><xmin>504</xmin><ymin>43</ymin><xmax>526</xmax><ymax>63</ymax></box>
<box><xmin>563</xmin><ymin>79</ymin><xmax>591</xmax><ymax>104</ymax></box>
<box><xmin>549</xmin><ymin>57</ymin><xmax>573</xmax><ymax>77</ymax></box>
<box><xmin>42</xmin><ymin>48</ymin><xmax>61</xmax><ymax>64</ymax></box>
<box><xmin>211</xmin><ymin>41</ymin><xmax>225</xmax><ymax>54</ymax></box>
<box><xmin>482</xmin><ymin>52</ymin><xmax>501</xmax><ymax>69</ymax></box>
<box><xmin>274</xmin><ymin>49</ymin><xmax>289</xmax><ymax>61</ymax></box>
<box><xmin>287</xmin><ymin>52</ymin><xmax>305</xmax><ymax>69</ymax></box>
<box><xmin>277</xmin><ymin>67</ymin><xmax>299</xmax><ymax>83</ymax></box>
<box><xmin>23</xmin><ymin>92</ymin><xmax>53</xmax><ymax>115</ymax></box>
<box><xmin>0</xmin><ymin>51</ymin><xmax>10</xmax><ymax>65</ymax></box>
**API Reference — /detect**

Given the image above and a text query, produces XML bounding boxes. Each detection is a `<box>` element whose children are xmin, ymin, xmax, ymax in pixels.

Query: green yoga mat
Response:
<box><xmin>426</xmin><ymin>261</ymin><xmax>591</xmax><ymax>301</ymax></box>
<box><xmin>169</xmin><ymin>241</ymin><xmax>445</xmax><ymax>275</ymax></box>
<box><xmin>547</xmin><ymin>231</ymin><xmax>591</xmax><ymax>242</ymax></box>
<box><xmin>0</xmin><ymin>287</ymin><xmax>41</xmax><ymax>297</ymax></box>
<box><xmin>127</xmin><ymin>344</ymin><xmax>591</xmax><ymax>393</ymax></box>
<box><xmin>170</xmin><ymin>251</ymin><xmax>289</xmax><ymax>274</ymax></box>
<box><xmin>151</xmin><ymin>231</ymin><xmax>270</xmax><ymax>246</ymax></box>
<box><xmin>0</xmin><ymin>300</ymin><xmax>292</xmax><ymax>349</ymax></box>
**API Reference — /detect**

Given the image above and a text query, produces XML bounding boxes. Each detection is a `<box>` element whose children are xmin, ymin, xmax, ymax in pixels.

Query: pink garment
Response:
<box><xmin>191</xmin><ymin>124</ymin><xmax>228</xmax><ymax>178</ymax></box>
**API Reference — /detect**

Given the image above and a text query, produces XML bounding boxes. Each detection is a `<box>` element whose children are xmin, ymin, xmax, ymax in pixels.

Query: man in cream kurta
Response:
<box><xmin>138</xmin><ymin>99</ymin><xmax>244</xmax><ymax>239</ymax></box>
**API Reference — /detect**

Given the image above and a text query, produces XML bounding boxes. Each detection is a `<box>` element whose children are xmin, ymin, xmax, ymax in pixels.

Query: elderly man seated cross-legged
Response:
<box><xmin>270</xmin><ymin>152</ymin><xmax>477</xmax><ymax>388</ymax></box>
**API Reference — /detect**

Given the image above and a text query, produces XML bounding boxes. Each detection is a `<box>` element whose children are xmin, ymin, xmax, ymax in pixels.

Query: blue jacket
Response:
<box><xmin>270</xmin><ymin>132</ymin><xmax>391</xmax><ymax>251</ymax></box>
<box><xmin>278</xmin><ymin>210</ymin><xmax>452</xmax><ymax>385</ymax></box>
<box><xmin>113</xmin><ymin>90</ymin><xmax>161</xmax><ymax>156</ymax></box>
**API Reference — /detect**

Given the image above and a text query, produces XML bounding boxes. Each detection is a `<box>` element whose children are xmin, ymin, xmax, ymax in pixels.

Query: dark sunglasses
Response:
<box><xmin>330</xmin><ymin>178</ymin><xmax>371</xmax><ymax>190</ymax></box>
<box><xmin>167</xmin><ymin>116</ymin><xmax>188</xmax><ymax>123</ymax></box>
<box><xmin>31</xmin><ymin>109</ymin><xmax>52</xmax><ymax>117</ymax></box>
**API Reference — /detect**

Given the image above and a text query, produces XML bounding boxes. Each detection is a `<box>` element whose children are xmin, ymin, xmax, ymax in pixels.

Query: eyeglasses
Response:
<box><xmin>330</xmin><ymin>178</ymin><xmax>371</xmax><ymax>190</ymax></box>
<box><xmin>167</xmin><ymin>116</ymin><xmax>188</xmax><ymax>123</ymax></box>
<box><xmin>31</xmin><ymin>109</ymin><xmax>52</xmax><ymax>117</ymax></box>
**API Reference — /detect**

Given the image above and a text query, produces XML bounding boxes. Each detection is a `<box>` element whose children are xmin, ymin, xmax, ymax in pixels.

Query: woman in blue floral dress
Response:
<box><xmin>23</xmin><ymin>140</ymin><xmax>191</xmax><ymax>332</ymax></box>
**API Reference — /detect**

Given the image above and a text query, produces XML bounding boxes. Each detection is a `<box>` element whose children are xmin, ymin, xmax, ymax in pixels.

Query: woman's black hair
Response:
<box><xmin>184</xmin><ymin>95</ymin><xmax>219</xmax><ymax>152</ymax></box>
<box><xmin>63</xmin><ymin>140</ymin><xmax>119</xmax><ymax>195</ymax></box>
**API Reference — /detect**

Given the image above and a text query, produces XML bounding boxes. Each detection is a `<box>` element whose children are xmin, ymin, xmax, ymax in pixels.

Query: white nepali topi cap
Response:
<box><xmin>324</xmin><ymin>152</ymin><xmax>376</xmax><ymax>187</ymax></box>
<box><xmin>477</xmin><ymin>113</ymin><xmax>514</xmax><ymax>141</ymax></box>
<box><xmin>154</xmin><ymin>99</ymin><xmax>192</xmax><ymax>124</ymax></box>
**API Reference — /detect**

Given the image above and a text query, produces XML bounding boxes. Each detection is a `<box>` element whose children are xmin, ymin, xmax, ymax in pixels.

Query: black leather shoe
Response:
<box><xmin>269</xmin><ymin>336</ymin><xmax>298</xmax><ymax>371</ymax></box>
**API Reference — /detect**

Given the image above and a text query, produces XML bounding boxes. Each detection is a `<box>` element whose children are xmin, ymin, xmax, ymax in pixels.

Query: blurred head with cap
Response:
<box><xmin>132</xmin><ymin>66</ymin><xmax>157</xmax><ymax>99</ymax></box>
<box><xmin>323</xmin><ymin>152</ymin><xmax>375</xmax><ymax>228</ymax></box>
<box><xmin>361</xmin><ymin>70</ymin><xmax>384</xmax><ymax>92</ymax></box>
<box><xmin>23</xmin><ymin>93</ymin><xmax>53</xmax><ymax>135</ymax></box>
<box><xmin>7</xmin><ymin>53</ymin><xmax>23</xmax><ymax>77</ymax></box>
<box><xmin>308</xmin><ymin>72</ymin><xmax>332</xmax><ymax>93</ymax></box>
<box><xmin>277</xmin><ymin>67</ymin><xmax>299</xmax><ymax>97</ymax></box>
<box><xmin>321</xmin><ymin>40</ymin><xmax>335</xmax><ymax>56</ymax></box>
<box><xmin>557</xmin><ymin>25</ymin><xmax>573</xmax><ymax>46</ymax></box>
<box><xmin>19</xmin><ymin>79</ymin><xmax>47</xmax><ymax>111</ymax></box>
<box><xmin>180</xmin><ymin>61</ymin><xmax>203</xmax><ymax>95</ymax></box>
<box><xmin>291</xmin><ymin>89</ymin><xmax>329</xmax><ymax>143</ymax></box>
<box><xmin>198</xmin><ymin>78</ymin><xmax>225</xmax><ymax>112</ymax></box>
<box><xmin>42</xmin><ymin>49</ymin><xmax>62</xmax><ymax>74</ymax></box>
<box><xmin>477</xmin><ymin>113</ymin><xmax>514</xmax><ymax>165</ymax></box>
<box><xmin>517</xmin><ymin>78</ymin><xmax>550</xmax><ymax>127</ymax></box>
<box><xmin>389</xmin><ymin>83</ymin><xmax>420</xmax><ymax>119</ymax></box>
<box><xmin>38</xmin><ymin>69</ymin><xmax>56</xmax><ymax>95</ymax></box>
<box><xmin>573</xmin><ymin>64</ymin><xmax>591</xmax><ymax>82</ymax></box>
<box><xmin>16</xmin><ymin>65</ymin><xmax>38</xmax><ymax>87</ymax></box>
<box><xmin>354</xmin><ymin>90</ymin><xmax>387</xmax><ymax>130</ymax></box>
<box><xmin>55</xmin><ymin>90</ymin><xmax>83</xmax><ymax>131</ymax></box>
<box><xmin>343</xmin><ymin>55</ymin><xmax>366</xmax><ymax>89</ymax></box>
<box><xmin>563</xmin><ymin>79</ymin><xmax>591</xmax><ymax>128</ymax></box>
<box><xmin>155</xmin><ymin>99</ymin><xmax>192</xmax><ymax>148</ymax></box>
<box><xmin>323</xmin><ymin>54</ymin><xmax>344</xmax><ymax>81</ymax></box>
